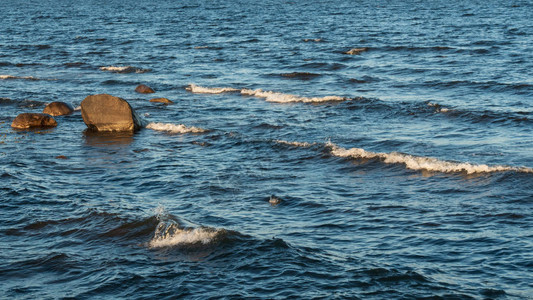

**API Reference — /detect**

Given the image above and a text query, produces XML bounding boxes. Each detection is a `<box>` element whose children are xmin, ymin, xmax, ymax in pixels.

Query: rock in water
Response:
<box><xmin>81</xmin><ymin>94</ymin><xmax>145</xmax><ymax>132</ymax></box>
<box><xmin>149</xmin><ymin>97</ymin><xmax>174</xmax><ymax>104</ymax></box>
<box><xmin>135</xmin><ymin>84</ymin><xmax>155</xmax><ymax>94</ymax></box>
<box><xmin>11</xmin><ymin>113</ymin><xmax>57</xmax><ymax>129</ymax></box>
<box><xmin>43</xmin><ymin>101</ymin><xmax>74</xmax><ymax>116</ymax></box>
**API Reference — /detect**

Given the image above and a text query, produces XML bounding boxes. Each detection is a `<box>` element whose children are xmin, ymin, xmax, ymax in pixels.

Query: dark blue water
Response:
<box><xmin>1</xmin><ymin>0</ymin><xmax>532</xmax><ymax>298</ymax></box>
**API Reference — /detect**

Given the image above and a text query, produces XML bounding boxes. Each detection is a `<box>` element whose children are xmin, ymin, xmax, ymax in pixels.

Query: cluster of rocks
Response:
<box><xmin>11</xmin><ymin>84</ymin><xmax>170</xmax><ymax>132</ymax></box>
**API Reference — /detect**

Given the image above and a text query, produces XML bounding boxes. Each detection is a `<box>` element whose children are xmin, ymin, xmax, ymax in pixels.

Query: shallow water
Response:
<box><xmin>1</xmin><ymin>0</ymin><xmax>532</xmax><ymax>298</ymax></box>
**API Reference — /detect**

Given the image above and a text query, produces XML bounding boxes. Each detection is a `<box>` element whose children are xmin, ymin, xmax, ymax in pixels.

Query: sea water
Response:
<box><xmin>1</xmin><ymin>0</ymin><xmax>532</xmax><ymax>298</ymax></box>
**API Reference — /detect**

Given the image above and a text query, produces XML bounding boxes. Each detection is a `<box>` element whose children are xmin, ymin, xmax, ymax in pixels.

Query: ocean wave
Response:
<box><xmin>148</xmin><ymin>207</ymin><xmax>226</xmax><ymax>248</ymax></box>
<box><xmin>185</xmin><ymin>84</ymin><xmax>350</xmax><ymax>103</ymax></box>
<box><xmin>241</xmin><ymin>89</ymin><xmax>348</xmax><ymax>103</ymax></box>
<box><xmin>146</xmin><ymin>122</ymin><xmax>208</xmax><ymax>134</ymax></box>
<box><xmin>99</xmin><ymin>66</ymin><xmax>151</xmax><ymax>73</ymax></box>
<box><xmin>326</xmin><ymin>142</ymin><xmax>533</xmax><ymax>174</ymax></box>
<box><xmin>275</xmin><ymin>140</ymin><xmax>316</xmax><ymax>148</ymax></box>
<box><xmin>0</xmin><ymin>75</ymin><xmax>41</xmax><ymax>81</ymax></box>
<box><xmin>186</xmin><ymin>84</ymin><xmax>240</xmax><ymax>94</ymax></box>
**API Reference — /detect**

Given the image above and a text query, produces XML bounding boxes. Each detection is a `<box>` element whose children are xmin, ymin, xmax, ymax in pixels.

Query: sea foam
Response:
<box><xmin>186</xmin><ymin>84</ymin><xmax>349</xmax><ymax>103</ymax></box>
<box><xmin>186</xmin><ymin>84</ymin><xmax>239</xmax><ymax>94</ymax></box>
<box><xmin>1</xmin><ymin>75</ymin><xmax>40</xmax><ymax>80</ymax></box>
<box><xmin>275</xmin><ymin>140</ymin><xmax>315</xmax><ymax>148</ymax></box>
<box><xmin>146</xmin><ymin>122</ymin><xmax>207</xmax><ymax>134</ymax></box>
<box><xmin>149</xmin><ymin>208</ymin><xmax>224</xmax><ymax>248</ymax></box>
<box><xmin>241</xmin><ymin>89</ymin><xmax>347</xmax><ymax>103</ymax></box>
<box><xmin>149</xmin><ymin>226</ymin><xmax>224</xmax><ymax>248</ymax></box>
<box><xmin>99</xmin><ymin>66</ymin><xmax>150</xmax><ymax>73</ymax></box>
<box><xmin>327</xmin><ymin>142</ymin><xmax>533</xmax><ymax>174</ymax></box>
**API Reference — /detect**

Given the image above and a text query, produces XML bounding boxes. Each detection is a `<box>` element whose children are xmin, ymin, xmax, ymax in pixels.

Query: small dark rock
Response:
<box><xmin>11</xmin><ymin>113</ymin><xmax>57</xmax><ymax>129</ymax></box>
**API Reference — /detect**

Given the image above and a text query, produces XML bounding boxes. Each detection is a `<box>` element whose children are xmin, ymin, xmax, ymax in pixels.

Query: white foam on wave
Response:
<box><xmin>427</xmin><ymin>102</ymin><xmax>451</xmax><ymax>113</ymax></box>
<box><xmin>146</xmin><ymin>122</ymin><xmax>208</xmax><ymax>134</ymax></box>
<box><xmin>149</xmin><ymin>227</ymin><xmax>223</xmax><ymax>248</ymax></box>
<box><xmin>186</xmin><ymin>84</ymin><xmax>239</xmax><ymax>94</ymax></box>
<box><xmin>149</xmin><ymin>206</ymin><xmax>224</xmax><ymax>248</ymax></box>
<box><xmin>1</xmin><ymin>75</ymin><xmax>40</xmax><ymax>80</ymax></box>
<box><xmin>275</xmin><ymin>140</ymin><xmax>315</xmax><ymax>148</ymax></box>
<box><xmin>99</xmin><ymin>66</ymin><xmax>150</xmax><ymax>73</ymax></box>
<box><xmin>327</xmin><ymin>142</ymin><xmax>533</xmax><ymax>174</ymax></box>
<box><xmin>241</xmin><ymin>89</ymin><xmax>348</xmax><ymax>103</ymax></box>
<box><xmin>186</xmin><ymin>84</ymin><xmax>349</xmax><ymax>103</ymax></box>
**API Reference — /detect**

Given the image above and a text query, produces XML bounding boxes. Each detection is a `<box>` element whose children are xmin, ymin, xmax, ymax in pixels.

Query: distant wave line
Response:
<box><xmin>186</xmin><ymin>84</ymin><xmax>351</xmax><ymax>103</ymax></box>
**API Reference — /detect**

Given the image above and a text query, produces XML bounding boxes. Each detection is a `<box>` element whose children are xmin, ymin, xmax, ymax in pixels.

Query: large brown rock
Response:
<box><xmin>43</xmin><ymin>101</ymin><xmax>74</xmax><ymax>116</ymax></box>
<box><xmin>11</xmin><ymin>113</ymin><xmax>57</xmax><ymax>129</ymax></box>
<box><xmin>81</xmin><ymin>94</ymin><xmax>146</xmax><ymax>132</ymax></box>
<box><xmin>135</xmin><ymin>84</ymin><xmax>155</xmax><ymax>94</ymax></box>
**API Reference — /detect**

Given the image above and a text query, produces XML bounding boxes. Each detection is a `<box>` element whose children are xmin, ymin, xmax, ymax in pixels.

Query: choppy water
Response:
<box><xmin>1</xmin><ymin>0</ymin><xmax>532</xmax><ymax>298</ymax></box>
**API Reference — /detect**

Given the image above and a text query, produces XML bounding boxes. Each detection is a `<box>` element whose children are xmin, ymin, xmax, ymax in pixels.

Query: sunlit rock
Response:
<box><xmin>11</xmin><ymin>113</ymin><xmax>57</xmax><ymax>129</ymax></box>
<box><xmin>135</xmin><ymin>84</ymin><xmax>155</xmax><ymax>94</ymax></box>
<box><xmin>81</xmin><ymin>94</ymin><xmax>145</xmax><ymax>132</ymax></box>
<box><xmin>43</xmin><ymin>101</ymin><xmax>74</xmax><ymax>116</ymax></box>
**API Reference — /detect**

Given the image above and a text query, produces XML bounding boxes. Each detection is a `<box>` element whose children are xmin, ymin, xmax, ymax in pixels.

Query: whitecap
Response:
<box><xmin>275</xmin><ymin>140</ymin><xmax>315</xmax><ymax>147</ymax></box>
<box><xmin>185</xmin><ymin>84</ymin><xmax>239</xmax><ymax>94</ymax></box>
<box><xmin>149</xmin><ymin>226</ymin><xmax>224</xmax><ymax>248</ymax></box>
<box><xmin>99</xmin><ymin>66</ymin><xmax>150</xmax><ymax>73</ymax></box>
<box><xmin>327</xmin><ymin>142</ymin><xmax>533</xmax><ymax>174</ymax></box>
<box><xmin>146</xmin><ymin>122</ymin><xmax>208</xmax><ymax>134</ymax></box>
<box><xmin>149</xmin><ymin>207</ymin><xmax>225</xmax><ymax>249</ymax></box>
<box><xmin>0</xmin><ymin>74</ymin><xmax>40</xmax><ymax>80</ymax></box>
<box><xmin>241</xmin><ymin>89</ymin><xmax>348</xmax><ymax>103</ymax></box>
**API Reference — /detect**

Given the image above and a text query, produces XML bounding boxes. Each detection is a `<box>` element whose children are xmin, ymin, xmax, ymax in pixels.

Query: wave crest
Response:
<box><xmin>1</xmin><ymin>75</ymin><xmax>40</xmax><ymax>80</ymax></box>
<box><xmin>99</xmin><ymin>66</ymin><xmax>151</xmax><ymax>73</ymax></box>
<box><xmin>146</xmin><ymin>122</ymin><xmax>208</xmax><ymax>134</ymax></box>
<box><xmin>241</xmin><ymin>89</ymin><xmax>348</xmax><ymax>103</ymax></box>
<box><xmin>186</xmin><ymin>84</ymin><xmax>239</xmax><ymax>94</ymax></box>
<box><xmin>275</xmin><ymin>140</ymin><xmax>315</xmax><ymax>147</ymax></box>
<box><xmin>327</xmin><ymin>142</ymin><xmax>532</xmax><ymax>174</ymax></box>
<box><xmin>148</xmin><ymin>207</ymin><xmax>225</xmax><ymax>248</ymax></box>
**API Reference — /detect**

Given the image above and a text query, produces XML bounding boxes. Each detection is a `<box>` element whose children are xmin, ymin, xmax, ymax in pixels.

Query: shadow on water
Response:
<box><xmin>83</xmin><ymin>129</ymin><xmax>134</xmax><ymax>147</ymax></box>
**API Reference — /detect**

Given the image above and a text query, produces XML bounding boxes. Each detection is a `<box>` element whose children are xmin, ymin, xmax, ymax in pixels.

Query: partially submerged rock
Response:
<box><xmin>149</xmin><ymin>97</ymin><xmax>174</xmax><ymax>104</ymax></box>
<box><xmin>81</xmin><ymin>94</ymin><xmax>145</xmax><ymax>132</ymax></box>
<box><xmin>43</xmin><ymin>101</ymin><xmax>74</xmax><ymax>116</ymax></box>
<box><xmin>11</xmin><ymin>113</ymin><xmax>57</xmax><ymax>129</ymax></box>
<box><xmin>135</xmin><ymin>84</ymin><xmax>155</xmax><ymax>94</ymax></box>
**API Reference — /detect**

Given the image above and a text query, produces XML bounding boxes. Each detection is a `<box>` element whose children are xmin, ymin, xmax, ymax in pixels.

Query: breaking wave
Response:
<box><xmin>148</xmin><ymin>207</ymin><xmax>226</xmax><ymax>249</ymax></box>
<box><xmin>326</xmin><ymin>142</ymin><xmax>533</xmax><ymax>174</ymax></box>
<box><xmin>1</xmin><ymin>75</ymin><xmax>41</xmax><ymax>81</ymax></box>
<box><xmin>186</xmin><ymin>84</ymin><xmax>239</xmax><ymax>94</ymax></box>
<box><xmin>275</xmin><ymin>140</ymin><xmax>316</xmax><ymax>148</ymax></box>
<box><xmin>99</xmin><ymin>66</ymin><xmax>151</xmax><ymax>73</ymax></box>
<box><xmin>186</xmin><ymin>84</ymin><xmax>350</xmax><ymax>103</ymax></box>
<box><xmin>241</xmin><ymin>89</ymin><xmax>348</xmax><ymax>103</ymax></box>
<box><xmin>146</xmin><ymin>122</ymin><xmax>208</xmax><ymax>134</ymax></box>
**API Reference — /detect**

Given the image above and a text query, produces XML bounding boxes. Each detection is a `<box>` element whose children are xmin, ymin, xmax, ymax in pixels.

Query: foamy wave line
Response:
<box><xmin>146</xmin><ymin>122</ymin><xmax>208</xmax><ymax>134</ymax></box>
<box><xmin>1</xmin><ymin>75</ymin><xmax>41</xmax><ymax>81</ymax></box>
<box><xmin>99</xmin><ymin>66</ymin><xmax>150</xmax><ymax>73</ymax></box>
<box><xmin>327</xmin><ymin>142</ymin><xmax>533</xmax><ymax>174</ymax></box>
<box><xmin>275</xmin><ymin>140</ymin><xmax>316</xmax><ymax>148</ymax></box>
<box><xmin>241</xmin><ymin>89</ymin><xmax>348</xmax><ymax>103</ymax></box>
<box><xmin>186</xmin><ymin>84</ymin><xmax>349</xmax><ymax>103</ymax></box>
<box><xmin>149</xmin><ymin>227</ymin><xmax>224</xmax><ymax>248</ymax></box>
<box><xmin>186</xmin><ymin>84</ymin><xmax>239</xmax><ymax>94</ymax></box>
